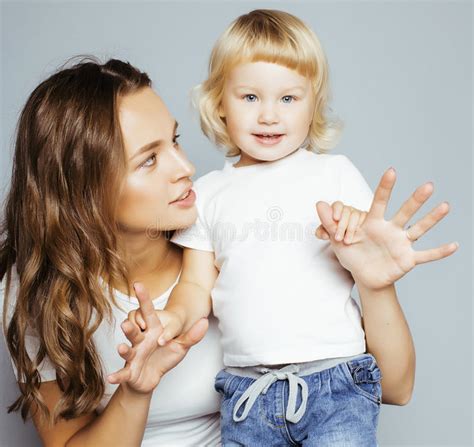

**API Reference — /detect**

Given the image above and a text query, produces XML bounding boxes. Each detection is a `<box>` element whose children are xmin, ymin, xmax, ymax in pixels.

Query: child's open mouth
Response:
<box><xmin>253</xmin><ymin>133</ymin><xmax>285</xmax><ymax>145</ymax></box>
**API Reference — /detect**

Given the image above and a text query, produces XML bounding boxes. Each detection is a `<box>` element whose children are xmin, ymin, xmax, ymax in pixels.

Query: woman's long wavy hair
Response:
<box><xmin>0</xmin><ymin>57</ymin><xmax>151</xmax><ymax>425</ymax></box>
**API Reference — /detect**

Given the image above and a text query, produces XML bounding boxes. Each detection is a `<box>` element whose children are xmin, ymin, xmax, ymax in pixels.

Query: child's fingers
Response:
<box><xmin>158</xmin><ymin>318</ymin><xmax>185</xmax><ymax>346</ymax></box>
<box><xmin>344</xmin><ymin>211</ymin><xmax>362</xmax><ymax>244</ymax></box>
<box><xmin>332</xmin><ymin>201</ymin><xmax>344</xmax><ymax>221</ymax></box>
<box><xmin>174</xmin><ymin>318</ymin><xmax>209</xmax><ymax>349</ymax></box>
<box><xmin>335</xmin><ymin>206</ymin><xmax>352</xmax><ymax>241</ymax></box>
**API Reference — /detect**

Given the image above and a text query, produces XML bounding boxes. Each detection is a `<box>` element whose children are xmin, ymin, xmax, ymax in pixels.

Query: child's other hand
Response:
<box><xmin>128</xmin><ymin>308</ymin><xmax>186</xmax><ymax>346</ymax></box>
<box><xmin>315</xmin><ymin>201</ymin><xmax>367</xmax><ymax>244</ymax></box>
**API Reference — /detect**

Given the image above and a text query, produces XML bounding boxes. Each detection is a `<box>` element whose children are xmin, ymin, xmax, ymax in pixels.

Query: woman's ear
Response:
<box><xmin>218</xmin><ymin>101</ymin><xmax>226</xmax><ymax>118</ymax></box>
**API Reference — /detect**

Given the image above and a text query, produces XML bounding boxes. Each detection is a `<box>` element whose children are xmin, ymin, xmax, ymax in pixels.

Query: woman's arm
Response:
<box><xmin>356</xmin><ymin>281</ymin><xmax>415</xmax><ymax>406</ymax></box>
<box><xmin>30</xmin><ymin>283</ymin><xmax>208</xmax><ymax>447</ymax></box>
<box><xmin>316</xmin><ymin>167</ymin><xmax>457</xmax><ymax>406</ymax></box>
<box><xmin>32</xmin><ymin>380</ymin><xmax>152</xmax><ymax>447</ymax></box>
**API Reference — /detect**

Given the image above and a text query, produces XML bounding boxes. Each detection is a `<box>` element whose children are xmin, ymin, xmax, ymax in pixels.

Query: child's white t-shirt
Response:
<box><xmin>1</xmin><ymin>270</ymin><xmax>223</xmax><ymax>446</ymax></box>
<box><xmin>171</xmin><ymin>148</ymin><xmax>374</xmax><ymax>367</ymax></box>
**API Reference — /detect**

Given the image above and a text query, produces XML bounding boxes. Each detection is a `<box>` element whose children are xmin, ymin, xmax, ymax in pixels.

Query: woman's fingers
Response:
<box><xmin>128</xmin><ymin>308</ymin><xmax>148</xmax><ymax>331</ymax></box>
<box><xmin>414</xmin><ymin>241</ymin><xmax>459</xmax><ymax>265</ymax></box>
<box><xmin>129</xmin><ymin>309</ymin><xmax>147</xmax><ymax>331</ymax></box>
<box><xmin>133</xmin><ymin>282</ymin><xmax>162</xmax><ymax>330</ymax></box>
<box><xmin>117</xmin><ymin>343</ymin><xmax>136</xmax><ymax>362</ymax></box>
<box><xmin>108</xmin><ymin>365</ymin><xmax>131</xmax><ymax>385</ymax></box>
<box><xmin>403</xmin><ymin>201</ymin><xmax>451</xmax><ymax>242</ymax></box>
<box><xmin>392</xmin><ymin>182</ymin><xmax>434</xmax><ymax>228</ymax></box>
<box><xmin>368</xmin><ymin>167</ymin><xmax>396</xmax><ymax>220</ymax></box>
<box><xmin>121</xmin><ymin>319</ymin><xmax>145</xmax><ymax>345</ymax></box>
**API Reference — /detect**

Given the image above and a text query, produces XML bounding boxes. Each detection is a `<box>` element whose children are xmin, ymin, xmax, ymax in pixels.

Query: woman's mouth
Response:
<box><xmin>253</xmin><ymin>133</ymin><xmax>285</xmax><ymax>146</ymax></box>
<box><xmin>170</xmin><ymin>189</ymin><xmax>196</xmax><ymax>208</ymax></box>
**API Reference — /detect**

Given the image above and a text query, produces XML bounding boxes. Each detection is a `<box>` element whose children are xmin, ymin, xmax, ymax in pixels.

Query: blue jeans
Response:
<box><xmin>215</xmin><ymin>353</ymin><xmax>382</xmax><ymax>446</ymax></box>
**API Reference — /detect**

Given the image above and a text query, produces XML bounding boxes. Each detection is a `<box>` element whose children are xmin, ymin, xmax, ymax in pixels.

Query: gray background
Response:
<box><xmin>1</xmin><ymin>1</ymin><xmax>472</xmax><ymax>446</ymax></box>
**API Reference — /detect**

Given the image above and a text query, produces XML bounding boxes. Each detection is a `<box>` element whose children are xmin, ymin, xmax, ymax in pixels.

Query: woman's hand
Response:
<box><xmin>315</xmin><ymin>167</ymin><xmax>459</xmax><ymax>290</ymax></box>
<box><xmin>107</xmin><ymin>282</ymin><xmax>208</xmax><ymax>394</ymax></box>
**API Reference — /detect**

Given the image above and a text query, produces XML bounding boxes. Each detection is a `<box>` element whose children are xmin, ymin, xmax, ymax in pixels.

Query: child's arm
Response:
<box><xmin>130</xmin><ymin>248</ymin><xmax>217</xmax><ymax>346</ymax></box>
<box><xmin>160</xmin><ymin>248</ymin><xmax>218</xmax><ymax>344</ymax></box>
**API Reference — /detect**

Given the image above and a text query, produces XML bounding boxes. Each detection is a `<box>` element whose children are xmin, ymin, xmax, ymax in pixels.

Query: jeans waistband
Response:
<box><xmin>225</xmin><ymin>352</ymin><xmax>366</xmax><ymax>379</ymax></box>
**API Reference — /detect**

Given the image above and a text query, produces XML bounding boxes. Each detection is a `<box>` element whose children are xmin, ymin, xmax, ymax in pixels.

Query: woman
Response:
<box><xmin>1</xmin><ymin>58</ymin><xmax>223</xmax><ymax>446</ymax></box>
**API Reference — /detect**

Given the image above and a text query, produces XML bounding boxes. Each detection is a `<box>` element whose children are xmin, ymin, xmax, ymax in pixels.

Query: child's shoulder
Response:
<box><xmin>193</xmin><ymin>167</ymin><xmax>227</xmax><ymax>193</ymax></box>
<box><xmin>304</xmin><ymin>150</ymin><xmax>353</xmax><ymax>170</ymax></box>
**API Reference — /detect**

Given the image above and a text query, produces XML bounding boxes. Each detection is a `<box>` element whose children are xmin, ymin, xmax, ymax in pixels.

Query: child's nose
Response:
<box><xmin>258</xmin><ymin>103</ymin><xmax>279</xmax><ymax>125</ymax></box>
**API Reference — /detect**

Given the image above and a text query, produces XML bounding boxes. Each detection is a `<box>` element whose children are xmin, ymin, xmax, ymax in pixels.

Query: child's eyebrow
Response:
<box><xmin>233</xmin><ymin>85</ymin><xmax>307</xmax><ymax>94</ymax></box>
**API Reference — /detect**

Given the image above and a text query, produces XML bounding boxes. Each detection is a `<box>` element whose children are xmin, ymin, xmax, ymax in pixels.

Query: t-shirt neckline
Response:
<box><xmin>223</xmin><ymin>147</ymin><xmax>310</xmax><ymax>173</ymax></box>
<box><xmin>102</xmin><ymin>272</ymin><xmax>181</xmax><ymax>306</ymax></box>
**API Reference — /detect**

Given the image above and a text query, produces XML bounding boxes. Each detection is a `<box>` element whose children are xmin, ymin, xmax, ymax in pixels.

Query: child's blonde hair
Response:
<box><xmin>195</xmin><ymin>9</ymin><xmax>343</xmax><ymax>157</ymax></box>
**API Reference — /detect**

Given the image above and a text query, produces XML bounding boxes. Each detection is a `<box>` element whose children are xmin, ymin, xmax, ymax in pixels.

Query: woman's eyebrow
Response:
<box><xmin>131</xmin><ymin>121</ymin><xmax>178</xmax><ymax>160</ymax></box>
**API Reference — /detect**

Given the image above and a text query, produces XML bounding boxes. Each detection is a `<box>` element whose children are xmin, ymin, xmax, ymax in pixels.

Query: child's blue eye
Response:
<box><xmin>281</xmin><ymin>95</ymin><xmax>295</xmax><ymax>104</ymax></box>
<box><xmin>141</xmin><ymin>153</ymin><xmax>157</xmax><ymax>168</ymax></box>
<box><xmin>244</xmin><ymin>94</ymin><xmax>257</xmax><ymax>102</ymax></box>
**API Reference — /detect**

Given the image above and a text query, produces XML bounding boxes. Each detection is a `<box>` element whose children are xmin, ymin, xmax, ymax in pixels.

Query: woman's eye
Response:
<box><xmin>243</xmin><ymin>94</ymin><xmax>257</xmax><ymax>102</ymax></box>
<box><xmin>281</xmin><ymin>95</ymin><xmax>295</xmax><ymax>104</ymax></box>
<box><xmin>140</xmin><ymin>153</ymin><xmax>157</xmax><ymax>168</ymax></box>
<box><xmin>173</xmin><ymin>133</ymin><xmax>181</xmax><ymax>147</ymax></box>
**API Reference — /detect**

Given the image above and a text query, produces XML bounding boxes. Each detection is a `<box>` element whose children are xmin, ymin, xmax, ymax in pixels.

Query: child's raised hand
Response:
<box><xmin>129</xmin><ymin>308</ymin><xmax>186</xmax><ymax>346</ymax></box>
<box><xmin>315</xmin><ymin>167</ymin><xmax>459</xmax><ymax>290</ymax></box>
<box><xmin>315</xmin><ymin>201</ymin><xmax>367</xmax><ymax>244</ymax></box>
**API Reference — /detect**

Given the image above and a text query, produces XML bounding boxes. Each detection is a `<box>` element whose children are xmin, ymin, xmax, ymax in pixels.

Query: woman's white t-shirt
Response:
<box><xmin>1</xmin><ymin>270</ymin><xmax>224</xmax><ymax>446</ymax></box>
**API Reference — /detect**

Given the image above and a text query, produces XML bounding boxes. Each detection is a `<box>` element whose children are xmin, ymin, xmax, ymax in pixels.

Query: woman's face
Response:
<box><xmin>116</xmin><ymin>87</ymin><xmax>197</xmax><ymax>233</ymax></box>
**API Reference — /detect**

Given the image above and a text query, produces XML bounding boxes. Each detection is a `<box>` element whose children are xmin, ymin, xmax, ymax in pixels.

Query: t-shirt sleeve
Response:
<box><xmin>1</xmin><ymin>274</ymin><xmax>57</xmax><ymax>383</ymax></box>
<box><xmin>171</xmin><ymin>180</ymin><xmax>215</xmax><ymax>252</ymax></box>
<box><xmin>336</xmin><ymin>155</ymin><xmax>374</xmax><ymax>212</ymax></box>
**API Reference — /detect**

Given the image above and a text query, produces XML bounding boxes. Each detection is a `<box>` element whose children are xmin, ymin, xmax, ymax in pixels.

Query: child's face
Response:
<box><xmin>220</xmin><ymin>61</ymin><xmax>315</xmax><ymax>166</ymax></box>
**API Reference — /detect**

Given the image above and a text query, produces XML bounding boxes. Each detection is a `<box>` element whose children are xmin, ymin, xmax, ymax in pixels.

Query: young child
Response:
<box><xmin>130</xmin><ymin>9</ymin><xmax>456</xmax><ymax>445</ymax></box>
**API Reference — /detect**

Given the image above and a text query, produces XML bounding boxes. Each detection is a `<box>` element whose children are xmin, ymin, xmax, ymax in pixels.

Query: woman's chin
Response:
<box><xmin>166</xmin><ymin>207</ymin><xmax>198</xmax><ymax>231</ymax></box>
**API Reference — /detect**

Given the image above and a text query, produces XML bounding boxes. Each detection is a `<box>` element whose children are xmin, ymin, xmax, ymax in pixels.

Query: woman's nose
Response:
<box><xmin>168</xmin><ymin>147</ymin><xmax>195</xmax><ymax>181</ymax></box>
